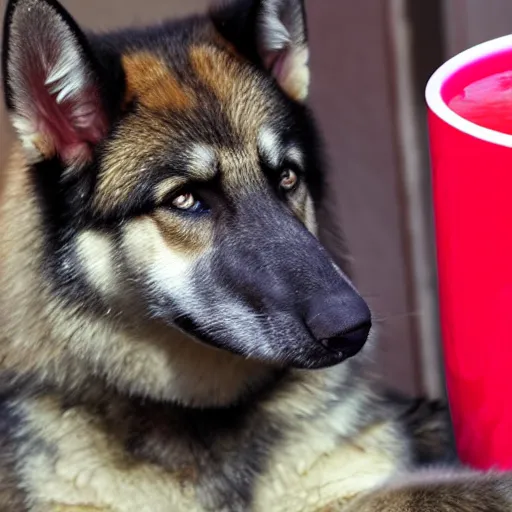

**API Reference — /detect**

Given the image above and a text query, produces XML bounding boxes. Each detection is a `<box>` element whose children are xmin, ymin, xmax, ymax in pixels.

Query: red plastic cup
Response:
<box><xmin>426</xmin><ymin>35</ymin><xmax>512</xmax><ymax>470</ymax></box>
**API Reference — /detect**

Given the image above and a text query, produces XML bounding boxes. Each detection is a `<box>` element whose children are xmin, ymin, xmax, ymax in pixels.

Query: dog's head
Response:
<box><xmin>2</xmin><ymin>0</ymin><xmax>371</xmax><ymax>398</ymax></box>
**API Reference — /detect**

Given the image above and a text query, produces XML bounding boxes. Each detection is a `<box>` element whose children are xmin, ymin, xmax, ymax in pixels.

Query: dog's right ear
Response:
<box><xmin>2</xmin><ymin>0</ymin><xmax>109</xmax><ymax>168</ymax></box>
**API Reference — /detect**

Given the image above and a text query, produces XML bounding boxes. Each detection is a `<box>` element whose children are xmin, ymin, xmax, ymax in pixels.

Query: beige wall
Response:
<box><xmin>0</xmin><ymin>0</ymin><xmax>433</xmax><ymax>396</ymax></box>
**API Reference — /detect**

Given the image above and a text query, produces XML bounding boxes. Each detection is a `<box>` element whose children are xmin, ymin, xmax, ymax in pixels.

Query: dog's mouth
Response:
<box><xmin>171</xmin><ymin>310</ymin><xmax>371</xmax><ymax>370</ymax></box>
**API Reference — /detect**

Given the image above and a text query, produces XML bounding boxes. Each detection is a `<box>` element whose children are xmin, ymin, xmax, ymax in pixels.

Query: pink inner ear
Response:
<box><xmin>262</xmin><ymin>49</ymin><xmax>285</xmax><ymax>78</ymax></box>
<box><xmin>28</xmin><ymin>66</ymin><xmax>107</xmax><ymax>165</ymax></box>
<box><xmin>269</xmin><ymin>52</ymin><xmax>287</xmax><ymax>84</ymax></box>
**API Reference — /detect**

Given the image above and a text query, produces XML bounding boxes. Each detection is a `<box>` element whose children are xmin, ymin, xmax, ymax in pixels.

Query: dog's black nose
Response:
<box><xmin>303</xmin><ymin>292</ymin><xmax>371</xmax><ymax>360</ymax></box>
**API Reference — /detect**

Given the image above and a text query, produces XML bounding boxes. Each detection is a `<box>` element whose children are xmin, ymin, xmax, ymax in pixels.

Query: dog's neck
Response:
<box><xmin>12</xmin><ymin>360</ymin><xmax>370</xmax><ymax>512</ymax></box>
<box><xmin>0</xmin><ymin>297</ymin><xmax>280</xmax><ymax>408</ymax></box>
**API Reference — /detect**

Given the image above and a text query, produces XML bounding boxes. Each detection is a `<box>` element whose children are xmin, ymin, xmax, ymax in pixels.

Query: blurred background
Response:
<box><xmin>1</xmin><ymin>0</ymin><xmax>511</xmax><ymax>399</ymax></box>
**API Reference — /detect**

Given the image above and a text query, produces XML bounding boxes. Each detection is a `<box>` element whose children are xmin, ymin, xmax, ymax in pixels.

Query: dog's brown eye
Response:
<box><xmin>172</xmin><ymin>193</ymin><xmax>197</xmax><ymax>210</ymax></box>
<box><xmin>279</xmin><ymin>169</ymin><xmax>299</xmax><ymax>191</ymax></box>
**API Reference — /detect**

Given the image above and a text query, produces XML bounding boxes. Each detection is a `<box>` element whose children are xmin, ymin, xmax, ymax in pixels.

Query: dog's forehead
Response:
<box><xmin>94</xmin><ymin>46</ymin><xmax>294</xmax><ymax>211</ymax></box>
<box><xmin>120</xmin><ymin>45</ymin><xmax>273</xmax><ymax>135</ymax></box>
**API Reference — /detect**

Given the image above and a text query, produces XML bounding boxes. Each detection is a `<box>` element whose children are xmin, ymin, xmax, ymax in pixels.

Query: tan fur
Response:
<box><xmin>151</xmin><ymin>210</ymin><xmax>213</xmax><ymax>255</ymax></box>
<box><xmin>189</xmin><ymin>45</ymin><xmax>247</xmax><ymax>103</ymax></box>
<box><xmin>19</xmin><ymin>396</ymin><xmax>198</xmax><ymax>512</ymax></box>
<box><xmin>94</xmin><ymin>112</ymin><xmax>174</xmax><ymax>212</ymax></box>
<box><xmin>154</xmin><ymin>177</ymin><xmax>190</xmax><ymax>203</ymax></box>
<box><xmin>290</xmin><ymin>186</ymin><xmax>318</xmax><ymax>235</ymax></box>
<box><xmin>253</xmin><ymin>403</ymin><xmax>405</xmax><ymax>511</ymax></box>
<box><xmin>12</xmin><ymin>367</ymin><xmax>409</xmax><ymax>512</ymax></box>
<box><xmin>76</xmin><ymin>231</ymin><xmax>118</xmax><ymax>298</ymax></box>
<box><xmin>33</xmin><ymin>133</ymin><xmax>57</xmax><ymax>161</ymax></box>
<box><xmin>277</xmin><ymin>46</ymin><xmax>310</xmax><ymax>102</ymax></box>
<box><xmin>122</xmin><ymin>52</ymin><xmax>196</xmax><ymax>111</ymax></box>
<box><xmin>95</xmin><ymin>124</ymin><xmax>218</xmax><ymax>214</ymax></box>
<box><xmin>50</xmin><ymin>507</ymin><xmax>110</xmax><ymax>511</ymax></box>
<box><xmin>189</xmin><ymin>45</ymin><xmax>269</xmax><ymax>137</ymax></box>
<box><xmin>217</xmin><ymin>147</ymin><xmax>267</xmax><ymax>193</ymax></box>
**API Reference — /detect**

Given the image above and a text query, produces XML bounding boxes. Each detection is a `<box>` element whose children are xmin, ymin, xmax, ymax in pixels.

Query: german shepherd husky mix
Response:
<box><xmin>1</xmin><ymin>0</ymin><xmax>512</xmax><ymax>510</ymax></box>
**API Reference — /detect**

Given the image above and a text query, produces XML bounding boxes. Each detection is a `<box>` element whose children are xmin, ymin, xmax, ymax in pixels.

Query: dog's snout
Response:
<box><xmin>319</xmin><ymin>323</ymin><xmax>371</xmax><ymax>357</ymax></box>
<box><xmin>303</xmin><ymin>292</ymin><xmax>372</xmax><ymax>360</ymax></box>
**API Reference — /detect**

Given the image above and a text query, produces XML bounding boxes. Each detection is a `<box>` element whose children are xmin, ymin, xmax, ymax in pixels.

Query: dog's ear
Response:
<box><xmin>2</xmin><ymin>0</ymin><xmax>109</xmax><ymax>168</ymax></box>
<box><xmin>212</xmin><ymin>0</ymin><xmax>309</xmax><ymax>102</ymax></box>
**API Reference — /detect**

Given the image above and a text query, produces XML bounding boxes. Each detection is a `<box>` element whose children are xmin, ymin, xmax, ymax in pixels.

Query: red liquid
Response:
<box><xmin>448</xmin><ymin>70</ymin><xmax>512</xmax><ymax>134</ymax></box>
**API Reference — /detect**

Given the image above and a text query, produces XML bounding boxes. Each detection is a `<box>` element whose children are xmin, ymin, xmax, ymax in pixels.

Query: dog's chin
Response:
<box><xmin>170</xmin><ymin>317</ymin><xmax>360</xmax><ymax>371</ymax></box>
<box><xmin>189</xmin><ymin>332</ymin><xmax>355</xmax><ymax>370</ymax></box>
<box><xmin>287</xmin><ymin>352</ymin><xmax>352</xmax><ymax>370</ymax></box>
<box><xmin>272</xmin><ymin>345</ymin><xmax>356</xmax><ymax>370</ymax></box>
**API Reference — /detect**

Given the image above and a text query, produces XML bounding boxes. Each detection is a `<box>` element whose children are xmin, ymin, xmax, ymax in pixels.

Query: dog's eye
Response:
<box><xmin>279</xmin><ymin>168</ymin><xmax>299</xmax><ymax>191</ymax></box>
<box><xmin>170</xmin><ymin>192</ymin><xmax>208</xmax><ymax>213</ymax></box>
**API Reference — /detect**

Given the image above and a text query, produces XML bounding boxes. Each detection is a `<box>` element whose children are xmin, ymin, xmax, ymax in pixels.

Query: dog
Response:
<box><xmin>1</xmin><ymin>0</ymin><xmax>512</xmax><ymax>510</ymax></box>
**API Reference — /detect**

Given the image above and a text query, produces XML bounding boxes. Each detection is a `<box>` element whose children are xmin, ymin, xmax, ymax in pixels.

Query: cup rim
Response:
<box><xmin>426</xmin><ymin>34</ymin><xmax>512</xmax><ymax>148</ymax></box>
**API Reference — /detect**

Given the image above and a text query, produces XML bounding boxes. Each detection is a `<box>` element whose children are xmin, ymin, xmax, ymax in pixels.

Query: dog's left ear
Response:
<box><xmin>212</xmin><ymin>0</ymin><xmax>309</xmax><ymax>102</ymax></box>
